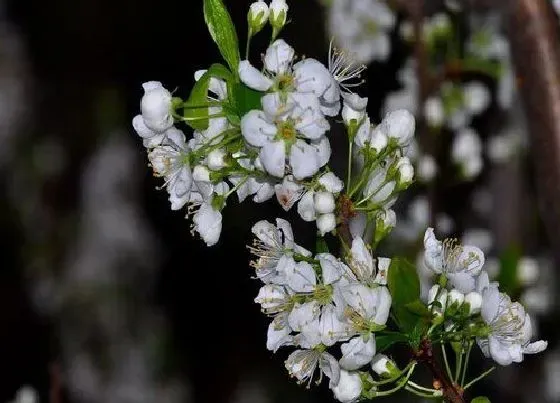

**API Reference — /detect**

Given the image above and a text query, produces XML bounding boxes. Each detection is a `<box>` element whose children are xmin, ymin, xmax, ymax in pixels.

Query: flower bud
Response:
<box><xmin>369</xmin><ymin>126</ymin><xmax>388</xmax><ymax>153</ymax></box>
<box><xmin>396</xmin><ymin>157</ymin><xmax>414</xmax><ymax>187</ymax></box>
<box><xmin>447</xmin><ymin>289</ymin><xmax>465</xmax><ymax>311</ymax></box>
<box><xmin>248</xmin><ymin>1</ymin><xmax>269</xmax><ymax>34</ymax></box>
<box><xmin>331</xmin><ymin>370</ymin><xmax>362</xmax><ymax>403</ymax></box>
<box><xmin>140</xmin><ymin>81</ymin><xmax>173</xmax><ymax>132</ymax></box>
<box><xmin>374</xmin><ymin>209</ymin><xmax>396</xmax><ymax>245</ymax></box>
<box><xmin>314</xmin><ymin>191</ymin><xmax>335</xmax><ymax>214</ymax></box>
<box><xmin>269</xmin><ymin>0</ymin><xmax>288</xmax><ymax>30</ymax></box>
<box><xmin>317</xmin><ymin>213</ymin><xmax>336</xmax><ymax>236</ymax></box>
<box><xmin>375</xmin><ymin>257</ymin><xmax>391</xmax><ymax>286</ymax></box>
<box><xmin>428</xmin><ymin>285</ymin><xmax>448</xmax><ymax>318</ymax></box>
<box><xmin>192</xmin><ymin>164</ymin><xmax>210</xmax><ymax>182</ymax></box>
<box><xmin>382</xmin><ymin>109</ymin><xmax>415</xmax><ymax>147</ymax></box>
<box><xmin>371</xmin><ymin>354</ymin><xmax>399</xmax><ymax>378</ymax></box>
<box><xmin>342</xmin><ymin>93</ymin><xmax>368</xmax><ymax>127</ymax></box>
<box><xmin>464</xmin><ymin>291</ymin><xmax>482</xmax><ymax>315</ymax></box>
<box><xmin>207</xmin><ymin>148</ymin><xmax>227</xmax><ymax>171</ymax></box>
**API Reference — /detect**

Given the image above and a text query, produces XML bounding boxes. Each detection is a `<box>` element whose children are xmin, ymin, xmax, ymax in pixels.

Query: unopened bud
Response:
<box><xmin>269</xmin><ymin>0</ymin><xmax>288</xmax><ymax>30</ymax></box>
<box><xmin>314</xmin><ymin>191</ymin><xmax>335</xmax><ymax>214</ymax></box>
<box><xmin>317</xmin><ymin>213</ymin><xmax>336</xmax><ymax>236</ymax></box>
<box><xmin>464</xmin><ymin>291</ymin><xmax>482</xmax><ymax>315</ymax></box>
<box><xmin>207</xmin><ymin>149</ymin><xmax>227</xmax><ymax>171</ymax></box>
<box><xmin>371</xmin><ymin>354</ymin><xmax>400</xmax><ymax>378</ymax></box>
<box><xmin>248</xmin><ymin>1</ymin><xmax>269</xmax><ymax>34</ymax></box>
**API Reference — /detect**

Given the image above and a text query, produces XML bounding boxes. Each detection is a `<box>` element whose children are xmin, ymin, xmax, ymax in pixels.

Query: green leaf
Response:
<box><xmin>203</xmin><ymin>0</ymin><xmax>240</xmax><ymax>73</ymax></box>
<box><xmin>184</xmin><ymin>64</ymin><xmax>233</xmax><ymax>131</ymax></box>
<box><xmin>404</xmin><ymin>300</ymin><xmax>431</xmax><ymax>317</ymax></box>
<box><xmin>232</xmin><ymin>82</ymin><xmax>262</xmax><ymax>116</ymax></box>
<box><xmin>316</xmin><ymin>237</ymin><xmax>329</xmax><ymax>254</ymax></box>
<box><xmin>375</xmin><ymin>332</ymin><xmax>408</xmax><ymax>352</ymax></box>
<box><xmin>388</xmin><ymin>258</ymin><xmax>420</xmax><ymax>306</ymax></box>
<box><xmin>471</xmin><ymin>397</ymin><xmax>491</xmax><ymax>403</ymax></box>
<box><xmin>388</xmin><ymin>258</ymin><xmax>424</xmax><ymax>334</ymax></box>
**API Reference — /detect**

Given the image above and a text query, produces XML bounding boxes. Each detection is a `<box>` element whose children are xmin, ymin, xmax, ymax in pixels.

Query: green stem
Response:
<box><xmin>370</xmin><ymin>363</ymin><xmax>416</xmax><ymax>397</ymax></box>
<box><xmin>346</xmin><ymin>138</ymin><xmax>353</xmax><ymax>190</ymax></box>
<box><xmin>407</xmin><ymin>381</ymin><xmax>438</xmax><ymax>394</ymax></box>
<box><xmin>405</xmin><ymin>386</ymin><xmax>439</xmax><ymax>398</ymax></box>
<box><xmin>441</xmin><ymin>343</ymin><xmax>453</xmax><ymax>381</ymax></box>
<box><xmin>454</xmin><ymin>349</ymin><xmax>463</xmax><ymax>383</ymax></box>
<box><xmin>461</xmin><ymin>342</ymin><xmax>473</xmax><ymax>387</ymax></box>
<box><xmin>245</xmin><ymin>30</ymin><xmax>253</xmax><ymax>60</ymax></box>
<box><xmin>464</xmin><ymin>367</ymin><xmax>495</xmax><ymax>390</ymax></box>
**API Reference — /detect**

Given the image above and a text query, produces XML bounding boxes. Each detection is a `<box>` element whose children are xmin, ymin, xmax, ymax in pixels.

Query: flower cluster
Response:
<box><xmin>251</xmin><ymin>219</ymin><xmax>393</xmax><ymax>402</ymax></box>
<box><xmin>422</xmin><ymin>228</ymin><xmax>547</xmax><ymax>366</ymax></box>
<box><xmin>132</xmin><ymin>0</ymin><xmax>549</xmax><ymax>401</ymax></box>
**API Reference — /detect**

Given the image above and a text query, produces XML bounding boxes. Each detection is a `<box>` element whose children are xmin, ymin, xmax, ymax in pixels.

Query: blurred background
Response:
<box><xmin>0</xmin><ymin>0</ymin><xmax>559</xmax><ymax>402</ymax></box>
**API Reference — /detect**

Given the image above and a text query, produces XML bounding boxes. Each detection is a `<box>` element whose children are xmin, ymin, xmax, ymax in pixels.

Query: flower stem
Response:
<box><xmin>463</xmin><ymin>367</ymin><xmax>495</xmax><ymax>390</ymax></box>
<box><xmin>441</xmin><ymin>343</ymin><xmax>453</xmax><ymax>380</ymax></box>
<box><xmin>346</xmin><ymin>138</ymin><xmax>353</xmax><ymax>190</ymax></box>
<box><xmin>460</xmin><ymin>342</ymin><xmax>473</xmax><ymax>387</ymax></box>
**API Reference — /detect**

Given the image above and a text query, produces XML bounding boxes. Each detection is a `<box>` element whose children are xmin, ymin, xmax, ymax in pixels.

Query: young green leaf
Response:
<box><xmin>184</xmin><ymin>64</ymin><xmax>233</xmax><ymax>131</ymax></box>
<box><xmin>203</xmin><ymin>0</ymin><xmax>241</xmax><ymax>73</ymax></box>
<box><xmin>471</xmin><ymin>397</ymin><xmax>491</xmax><ymax>403</ymax></box>
<box><xmin>375</xmin><ymin>331</ymin><xmax>408</xmax><ymax>352</ymax></box>
<box><xmin>387</xmin><ymin>257</ymin><xmax>420</xmax><ymax>306</ymax></box>
<box><xmin>232</xmin><ymin>82</ymin><xmax>262</xmax><ymax>116</ymax></box>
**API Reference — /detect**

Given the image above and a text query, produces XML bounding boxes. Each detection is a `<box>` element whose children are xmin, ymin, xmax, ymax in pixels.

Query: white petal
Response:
<box><xmin>288</xmin><ymin>301</ymin><xmax>321</xmax><ymax>331</ymax></box>
<box><xmin>267</xmin><ymin>317</ymin><xmax>293</xmax><ymax>352</ymax></box>
<box><xmin>275</xmin><ymin>175</ymin><xmax>304</xmax><ymax>211</ymax></box>
<box><xmin>319</xmin><ymin>172</ymin><xmax>344</xmax><ymax>193</ymax></box>
<box><xmin>523</xmin><ymin>340</ymin><xmax>548</xmax><ymax>355</ymax></box>
<box><xmin>290</xmin><ymin>140</ymin><xmax>320</xmax><ymax>179</ymax></box>
<box><xmin>320</xmin><ymin>352</ymin><xmax>342</xmax><ymax>388</ymax></box>
<box><xmin>350</xmin><ymin>237</ymin><xmax>374</xmax><ymax>279</ymax></box>
<box><xmin>340</xmin><ymin>336</ymin><xmax>376</xmax><ymax>370</ymax></box>
<box><xmin>192</xmin><ymin>203</ymin><xmax>222</xmax><ymax>246</ymax></box>
<box><xmin>264</xmin><ymin>39</ymin><xmax>295</xmax><ymax>74</ymax></box>
<box><xmin>349</xmin><ymin>212</ymin><xmax>367</xmax><ymax>239</ymax></box>
<box><xmin>238</xmin><ymin>60</ymin><xmax>273</xmax><ymax>91</ymax></box>
<box><xmin>447</xmin><ymin>272</ymin><xmax>476</xmax><ymax>294</ymax></box>
<box><xmin>297</xmin><ymin>191</ymin><xmax>316</xmax><ymax>222</ymax></box>
<box><xmin>373</xmin><ymin>286</ymin><xmax>392</xmax><ymax>325</ymax></box>
<box><xmin>312</xmin><ymin>137</ymin><xmax>332</xmax><ymax>168</ymax></box>
<box><xmin>481</xmin><ymin>286</ymin><xmax>500</xmax><ymax>323</ymax></box>
<box><xmin>241</xmin><ymin>110</ymin><xmax>276</xmax><ymax>147</ymax></box>
<box><xmin>286</xmin><ymin>261</ymin><xmax>317</xmax><ymax>293</ymax></box>
<box><xmin>331</xmin><ymin>369</ymin><xmax>362</xmax><ymax>403</ymax></box>
<box><xmin>260</xmin><ymin>140</ymin><xmax>286</xmax><ymax>177</ymax></box>
<box><xmin>489</xmin><ymin>336</ymin><xmax>513</xmax><ymax>366</ymax></box>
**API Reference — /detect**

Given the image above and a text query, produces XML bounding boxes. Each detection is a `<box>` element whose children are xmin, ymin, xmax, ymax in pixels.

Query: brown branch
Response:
<box><xmin>415</xmin><ymin>339</ymin><xmax>465</xmax><ymax>403</ymax></box>
<box><xmin>506</xmin><ymin>0</ymin><xmax>560</xmax><ymax>264</ymax></box>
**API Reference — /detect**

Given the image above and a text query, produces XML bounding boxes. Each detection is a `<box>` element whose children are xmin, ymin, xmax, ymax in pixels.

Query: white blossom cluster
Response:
<box><xmin>422</xmin><ymin>228</ymin><xmax>547</xmax><ymax>366</ymax></box>
<box><xmin>326</xmin><ymin>0</ymin><xmax>396</xmax><ymax>64</ymax></box>
<box><xmin>250</xmin><ymin>218</ymin><xmax>394</xmax><ymax>402</ymax></box>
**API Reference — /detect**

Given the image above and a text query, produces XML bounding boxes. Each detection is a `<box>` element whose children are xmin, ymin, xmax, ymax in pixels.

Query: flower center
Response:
<box><xmin>277</xmin><ymin>121</ymin><xmax>297</xmax><ymax>142</ymax></box>
<box><xmin>276</xmin><ymin>74</ymin><xmax>294</xmax><ymax>92</ymax></box>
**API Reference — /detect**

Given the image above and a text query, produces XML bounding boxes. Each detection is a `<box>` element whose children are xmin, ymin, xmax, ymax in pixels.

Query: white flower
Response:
<box><xmin>363</xmin><ymin>163</ymin><xmax>395</xmax><ymax>206</ymax></box>
<box><xmin>340</xmin><ymin>335</ymin><xmax>376</xmax><ymax>370</ymax></box>
<box><xmin>341</xmin><ymin>93</ymin><xmax>368</xmax><ymax>126</ymax></box>
<box><xmin>239</xmin><ymin>61</ymin><xmax>274</xmax><ymax>91</ymax></box>
<box><xmin>463</xmin><ymin>81</ymin><xmax>490</xmax><ymax>115</ymax></box>
<box><xmin>249</xmin><ymin>218</ymin><xmax>310</xmax><ymax>283</ymax></box>
<box><xmin>240</xmin><ymin>92</ymin><xmax>330</xmax><ymax>179</ymax></box>
<box><xmin>417</xmin><ymin>154</ymin><xmax>437</xmax><ymax>182</ymax></box>
<box><xmin>139</xmin><ymin>81</ymin><xmax>174</xmax><ymax>132</ymax></box>
<box><xmin>192</xmin><ymin>203</ymin><xmax>222</xmax><ymax>246</ymax></box>
<box><xmin>478</xmin><ymin>287</ymin><xmax>547</xmax><ymax>365</ymax></box>
<box><xmin>331</xmin><ymin>370</ymin><xmax>362</xmax><ymax>403</ymax></box>
<box><xmin>423</xmin><ymin>228</ymin><xmax>485</xmax><ymax>293</ymax></box>
<box><xmin>255</xmin><ymin>284</ymin><xmax>291</xmax><ymax>314</ymax></box>
<box><xmin>267</xmin><ymin>313</ymin><xmax>293</xmax><ymax>352</ymax></box>
<box><xmin>317</xmin><ymin>213</ymin><xmax>337</xmax><ymax>236</ymax></box>
<box><xmin>320</xmin><ymin>303</ymin><xmax>352</xmax><ymax>346</ymax></box>
<box><xmin>328</xmin><ymin>0</ymin><xmax>396</xmax><ymax>64</ymax></box>
<box><xmin>288</xmin><ymin>301</ymin><xmax>321</xmax><ymax>331</ymax></box>
<box><xmin>248</xmin><ymin>0</ymin><xmax>269</xmax><ymax>33</ymax></box>
<box><xmin>269</xmin><ymin>0</ymin><xmax>288</xmax><ymax>28</ymax></box>
<box><xmin>342</xmin><ymin>283</ymin><xmax>392</xmax><ymax>328</ymax></box>
<box><xmin>424</xmin><ymin>96</ymin><xmax>444</xmax><ymax>127</ymax></box>
<box><xmin>275</xmin><ymin>175</ymin><xmax>304</xmax><ymax>211</ymax></box>
<box><xmin>382</xmin><ymin>109</ymin><xmax>415</xmax><ymax>147</ymax></box>
<box><xmin>285</xmin><ymin>349</ymin><xmax>340</xmax><ymax>387</ymax></box>
<box><xmin>354</xmin><ymin>119</ymin><xmax>388</xmax><ymax>153</ymax></box>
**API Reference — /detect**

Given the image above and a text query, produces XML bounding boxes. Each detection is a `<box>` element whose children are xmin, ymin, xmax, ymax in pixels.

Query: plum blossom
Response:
<box><xmin>424</xmin><ymin>228</ymin><xmax>485</xmax><ymax>293</ymax></box>
<box><xmin>478</xmin><ymin>287</ymin><xmax>547</xmax><ymax>365</ymax></box>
